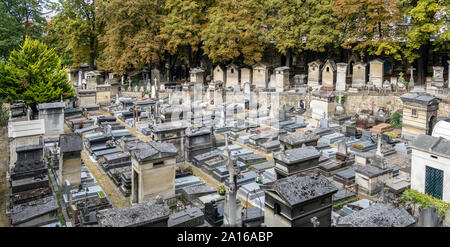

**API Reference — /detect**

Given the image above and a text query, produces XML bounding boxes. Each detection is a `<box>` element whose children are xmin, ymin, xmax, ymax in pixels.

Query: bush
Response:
<box><xmin>0</xmin><ymin>100</ymin><xmax>8</xmax><ymax>127</ymax></box>
<box><xmin>389</xmin><ymin>112</ymin><xmax>402</xmax><ymax>129</ymax></box>
<box><xmin>402</xmin><ymin>189</ymin><xmax>450</xmax><ymax>216</ymax></box>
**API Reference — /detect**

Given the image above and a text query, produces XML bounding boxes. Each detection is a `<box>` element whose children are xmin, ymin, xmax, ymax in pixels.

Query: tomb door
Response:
<box><xmin>428</xmin><ymin>116</ymin><xmax>437</xmax><ymax>135</ymax></box>
<box><xmin>425</xmin><ymin>166</ymin><xmax>443</xmax><ymax>200</ymax></box>
<box><xmin>133</xmin><ymin>170</ymin><xmax>139</xmax><ymax>203</ymax></box>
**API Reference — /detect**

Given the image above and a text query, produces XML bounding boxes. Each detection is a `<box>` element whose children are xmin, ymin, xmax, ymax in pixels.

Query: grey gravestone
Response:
<box><xmin>337</xmin><ymin>140</ymin><xmax>347</xmax><ymax>154</ymax></box>
<box><xmin>319</xmin><ymin>113</ymin><xmax>329</xmax><ymax>128</ymax></box>
<box><xmin>418</xmin><ymin>206</ymin><xmax>443</xmax><ymax>227</ymax></box>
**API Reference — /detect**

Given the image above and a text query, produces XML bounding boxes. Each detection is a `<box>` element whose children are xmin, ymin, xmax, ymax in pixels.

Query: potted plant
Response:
<box><xmin>186</xmin><ymin>166</ymin><xmax>193</xmax><ymax>173</ymax></box>
<box><xmin>217</xmin><ymin>185</ymin><xmax>226</xmax><ymax>196</ymax></box>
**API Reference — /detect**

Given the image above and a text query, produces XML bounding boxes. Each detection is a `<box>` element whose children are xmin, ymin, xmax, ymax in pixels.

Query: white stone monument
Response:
<box><xmin>336</xmin><ymin>63</ymin><xmax>348</xmax><ymax>91</ymax></box>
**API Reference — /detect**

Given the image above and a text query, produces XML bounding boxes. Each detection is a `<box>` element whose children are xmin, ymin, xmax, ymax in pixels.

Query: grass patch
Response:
<box><xmin>401</xmin><ymin>189</ymin><xmax>450</xmax><ymax>216</ymax></box>
<box><xmin>98</xmin><ymin>191</ymin><xmax>105</xmax><ymax>198</ymax></box>
<box><xmin>333</xmin><ymin>196</ymin><xmax>359</xmax><ymax>209</ymax></box>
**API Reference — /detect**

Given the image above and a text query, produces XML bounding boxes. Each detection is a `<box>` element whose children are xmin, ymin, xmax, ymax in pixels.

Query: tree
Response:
<box><xmin>334</xmin><ymin>0</ymin><xmax>403</xmax><ymax>58</ymax></box>
<box><xmin>402</xmin><ymin>0</ymin><xmax>449</xmax><ymax>83</ymax></box>
<box><xmin>159</xmin><ymin>0</ymin><xmax>214</xmax><ymax>68</ymax></box>
<box><xmin>100</xmin><ymin>0</ymin><xmax>164</xmax><ymax>74</ymax></box>
<box><xmin>267</xmin><ymin>0</ymin><xmax>342</xmax><ymax>57</ymax></box>
<box><xmin>51</xmin><ymin>0</ymin><xmax>105</xmax><ymax>69</ymax></box>
<box><xmin>0</xmin><ymin>0</ymin><xmax>47</xmax><ymax>59</ymax></box>
<box><xmin>0</xmin><ymin>38</ymin><xmax>74</xmax><ymax>114</ymax></box>
<box><xmin>201</xmin><ymin>0</ymin><xmax>266</xmax><ymax>65</ymax></box>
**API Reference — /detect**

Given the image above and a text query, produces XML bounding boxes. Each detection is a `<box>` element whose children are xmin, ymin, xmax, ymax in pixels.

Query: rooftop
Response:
<box><xmin>337</xmin><ymin>202</ymin><xmax>415</xmax><ymax>227</ymax></box>
<box><xmin>400</xmin><ymin>93</ymin><xmax>440</xmax><ymax>105</ymax></box>
<box><xmin>97</xmin><ymin>199</ymin><xmax>170</xmax><ymax>227</ymax></box>
<box><xmin>59</xmin><ymin>133</ymin><xmax>83</xmax><ymax>153</ymax></box>
<box><xmin>411</xmin><ymin>134</ymin><xmax>450</xmax><ymax>159</ymax></box>
<box><xmin>273</xmin><ymin>146</ymin><xmax>321</xmax><ymax>164</ymax></box>
<box><xmin>8</xmin><ymin>119</ymin><xmax>45</xmax><ymax>138</ymax></box>
<box><xmin>133</xmin><ymin>141</ymin><xmax>178</xmax><ymax>162</ymax></box>
<box><xmin>262</xmin><ymin>174</ymin><xmax>338</xmax><ymax>206</ymax></box>
<box><xmin>37</xmin><ymin>102</ymin><xmax>65</xmax><ymax>110</ymax></box>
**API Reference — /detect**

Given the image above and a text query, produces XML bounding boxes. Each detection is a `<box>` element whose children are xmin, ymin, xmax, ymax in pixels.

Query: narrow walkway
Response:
<box><xmin>81</xmin><ymin>148</ymin><xmax>130</xmax><ymax>209</ymax></box>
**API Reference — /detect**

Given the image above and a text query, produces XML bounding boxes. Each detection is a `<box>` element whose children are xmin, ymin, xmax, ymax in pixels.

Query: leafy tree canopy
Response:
<box><xmin>0</xmin><ymin>0</ymin><xmax>48</xmax><ymax>59</ymax></box>
<box><xmin>0</xmin><ymin>38</ymin><xmax>74</xmax><ymax>111</ymax></box>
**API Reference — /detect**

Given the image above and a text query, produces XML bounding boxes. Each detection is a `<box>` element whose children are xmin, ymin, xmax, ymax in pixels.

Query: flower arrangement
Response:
<box><xmin>352</xmin><ymin>143</ymin><xmax>365</xmax><ymax>150</ymax></box>
<box><xmin>217</xmin><ymin>185</ymin><xmax>226</xmax><ymax>195</ymax></box>
<box><xmin>255</xmin><ymin>175</ymin><xmax>264</xmax><ymax>184</ymax></box>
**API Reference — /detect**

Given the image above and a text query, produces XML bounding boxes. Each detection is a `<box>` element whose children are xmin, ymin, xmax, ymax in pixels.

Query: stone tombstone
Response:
<box><xmin>140</xmin><ymin>86</ymin><xmax>145</xmax><ymax>92</ymax></box>
<box><xmin>308</xmin><ymin>60</ymin><xmax>322</xmax><ymax>87</ymax></box>
<box><xmin>64</xmin><ymin>179</ymin><xmax>71</xmax><ymax>201</ymax></box>
<box><xmin>269</xmin><ymin>74</ymin><xmax>276</xmax><ymax>88</ymax></box>
<box><xmin>151</xmin><ymin>85</ymin><xmax>156</xmax><ymax>99</ymax></box>
<box><xmin>294</xmin><ymin>74</ymin><xmax>306</xmax><ymax>85</ymax></box>
<box><xmin>134</xmin><ymin>85</ymin><xmax>139</xmax><ymax>92</ymax></box>
<box><xmin>369</xmin><ymin>59</ymin><xmax>384</xmax><ymax>88</ymax></box>
<box><xmin>274</xmin><ymin>66</ymin><xmax>290</xmax><ymax>89</ymax></box>
<box><xmin>226</xmin><ymin>64</ymin><xmax>239</xmax><ymax>87</ymax></box>
<box><xmin>240</xmin><ymin>67</ymin><xmax>252</xmax><ymax>84</ymax></box>
<box><xmin>337</xmin><ymin>140</ymin><xmax>347</xmax><ymax>155</ymax></box>
<box><xmin>243</xmin><ymin>82</ymin><xmax>251</xmax><ymax>95</ymax></box>
<box><xmin>345</xmin><ymin>126</ymin><xmax>357</xmax><ymax>137</ymax></box>
<box><xmin>432</xmin><ymin>66</ymin><xmax>445</xmax><ymax>86</ymax></box>
<box><xmin>38</xmin><ymin>102</ymin><xmax>65</xmax><ymax>135</ymax></box>
<box><xmin>336</xmin><ymin>63</ymin><xmax>348</xmax><ymax>91</ymax></box>
<box><xmin>319</xmin><ymin>112</ymin><xmax>329</xmax><ymax>128</ymax></box>
<box><xmin>252</xmin><ymin>63</ymin><xmax>269</xmax><ymax>88</ymax></box>
<box><xmin>151</xmin><ymin>68</ymin><xmax>161</xmax><ymax>84</ymax></box>
<box><xmin>391</xmin><ymin>77</ymin><xmax>398</xmax><ymax>87</ymax></box>
<box><xmin>214</xmin><ymin>65</ymin><xmax>226</xmax><ymax>84</ymax></box>
<box><xmin>352</xmin><ymin>62</ymin><xmax>367</xmax><ymax>88</ymax></box>
<box><xmin>190</xmin><ymin>68</ymin><xmax>205</xmax><ymax>84</ymax></box>
<box><xmin>321</xmin><ymin>59</ymin><xmax>337</xmax><ymax>88</ymax></box>
<box><xmin>418</xmin><ymin>206</ymin><xmax>443</xmax><ymax>227</ymax></box>
<box><xmin>361</xmin><ymin>130</ymin><xmax>372</xmax><ymax>140</ymax></box>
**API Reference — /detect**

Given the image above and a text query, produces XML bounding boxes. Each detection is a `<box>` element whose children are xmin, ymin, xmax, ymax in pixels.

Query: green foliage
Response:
<box><xmin>217</xmin><ymin>185</ymin><xmax>226</xmax><ymax>195</ymax></box>
<box><xmin>335</xmin><ymin>94</ymin><xmax>348</xmax><ymax>104</ymax></box>
<box><xmin>0</xmin><ymin>0</ymin><xmax>47</xmax><ymax>59</ymax></box>
<box><xmin>99</xmin><ymin>0</ymin><xmax>163</xmax><ymax>74</ymax></box>
<box><xmin>97</xmin><ymin>191</ymin><xmax>105</xmax><ymax>198</ymax></box>
<box><xmin>267</xmin><ymin>0</ymin><xmax>342</xmax><ymax>54</ymax></box>
<box><xmin>0</xmin><ymin>99</ymin><xmax>9</xmax><ymax>127</ymax></box>
<box><xmin>0</xmin><ymin>38</ymin><xmax>74</xmax><ymax>110</ymax></box>
<box><xmin>333</xmin><ymin>196</ymin><xmax>358</xmax><ymax>209</ymax></box>
<box><xmin>185</xmin><ymin>166</ymin><xmax>193</xmax><ymax>173</ymax></box>
<box><xmin>402</xmin><ymin>189</ymin><xmax>450</xmax><ymax>216</ymax></box>
<box><xmin>398</xmin><ymin>72</ymin><xmax>410</xmax><ymax>90</ymax></box>
<box><xmin>201</xmin><ymin>0</ymin><xmax>266</xmax><ymax>65</ymax></box>
<box><xmin>389</xmin><ymin>111</ymin><xmax>402</xmax><ymax>129</ymax></box>
<box><xmin>50</xmin><ymin>0</ymin><xmax>106</xmax><ymax>69</ymax></box>
<box><xmin>403</xmin><ymin>0</ymin><xmax>449</xmax><ymax>62</ymax></box>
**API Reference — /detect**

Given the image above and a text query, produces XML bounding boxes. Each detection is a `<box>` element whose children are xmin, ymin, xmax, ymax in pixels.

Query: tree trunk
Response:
<box><xmin>89</xmin><ymin>37</ymin><xmax>96</xmax><ymax>70</ymax></box>
<box><xmin>417</xmin><ymin>44</ymin><xmax>429</xmax><ymax>85</ymax></box>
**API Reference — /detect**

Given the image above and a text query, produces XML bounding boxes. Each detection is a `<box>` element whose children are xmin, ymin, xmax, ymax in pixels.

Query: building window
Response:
<box><xmin>231</xmin><ymin>69</ymin><xmax>234</xmax><ymax>73</ymax></box>
<box><xmin>425</xmin><ymin>166</ymin><xmax>443</xmax><ymax>200</ymax></box>
<box><xmin>412</xmin><ymin>109</ymin><xmax>417</xmax><ymax>117</ymax></box>
<box><xmin>154</xmin><ymin>161</ymin><xmax>164</xmax><ymax>167</ymax></box>
<box><xmin>326</xmin><ymin>67</ymin><xmax>329</xmax><ymax>72</ymax></box>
